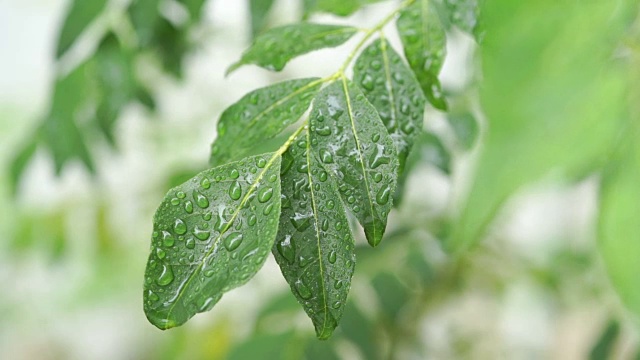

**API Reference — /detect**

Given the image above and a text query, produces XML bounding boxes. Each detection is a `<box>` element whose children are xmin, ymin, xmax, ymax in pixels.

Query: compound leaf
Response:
<box><xmin>144</xmin><ymin>153</ymin><xmax>282</xmax><ymax>329</ymax></box>
<box><xmin>273</xmin><ymin>132</ymin><xmax>356</xmax><ymax>339</ymax></box>
<box><xmin>55</xmin><ymin>0</ymin><xmax>108</xmax><ymax>58</ymax></box>
<box><xmin>210</xmin><ymin>78</ymin><xmax>322</xmax><ymax>166</ymax></box>
<box><xmin>309</xmin><ymin>79</ymin><xmax>399</xmax><ymax>247</ymax></box>
<box><xmin>227</xmin><ymin>23</ymin><xmax>358</xmax><ymax>74</ymax></box>
<box><xmin>354</xmin><ymin>38</ymin><xmax>426</xmax><ymax>175</ymax></box>
<box><xmin>397</xmin><ymin>0</ymin><xmax>448</xmax><ymax>110</ymax></box>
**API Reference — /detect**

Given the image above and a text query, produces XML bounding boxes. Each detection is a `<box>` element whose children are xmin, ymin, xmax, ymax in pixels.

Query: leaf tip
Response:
<box><xmin>225</xmin><ymin>62</ymin><xmax>242</xmax><ymax>77</ymax></box>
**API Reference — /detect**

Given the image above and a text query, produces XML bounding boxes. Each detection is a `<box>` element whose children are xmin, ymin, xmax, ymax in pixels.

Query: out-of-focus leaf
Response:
<box><xmin>144</xmin><ymin>153</ymin><xmax>282</xmax><ymax>329</ymax></box>
<box><xmin>128</xmin><ymin>0</ymin><xmax>163</xmax><ymax>47</ymax></box>
<box><xmin>372</xmin><ymin>272</ymin><xmax>409</xmax><ymax>321</ymax></box>
<box><xmin>227</xmin><ymin>331</ymin><xmax>300</xmax><ymax>360</ymax></box>
<box><xmin>303</xmin><ymin>0</ymin><xmax>386</xmax><ymax>17</ymax></box>
<box><xmin>178</xmin><ymin>0</ymin><xmax>208</xmax><ymax>22</ymax></box>
<box><xmin>273</xmin><ymin>132</ymin><xmax>356</xmax><ymax>340</ymax></box>
<box><xmin>309</xmin><ymin>79</ymin><xmax>399</xmax><ymax>247</ymax></box>
<box><xmin>305</xmin><ymin>339</ymin><xmax>341</xmax><ymax>360</ymax></box>
<box><xmin>152</xmin><ymin>18</ymin><xmax>191</xmax><ymax>78</ymax></box>
<box><xmin>340</xmin><ymin>302</ymin><xmax>379</xmax><ymax>360</ymax></box>
<box><xmin>589</xmin><ymin>320</ymin><xmax>620</xmax><ymax>360</ymax></box>
<box><xmin>249</xmin><ymin>0</ymin><xmax>276</xmax><ymax>39</ymax></box>
<box><xmin>449</xmin><ymin>0</ymin><xmax>632</xmax><ymax>253</ymax></box>
<box><xmin>397</xmin><ymin>0</ymin><xmax>448</xmax><ymax>110</ymax></box>
<box><xmin>446</xmin><ymin>112</ymin><xmax>478</xmax><ymax>150</ymax></box>
<box><xmin>419</xmin><ymin>132</ymin><xmax>451</xmax><ymax>174</ymax></box>
<box><xmin>210</xmin><ymin>78</ymin><xmax>322</xmax><ymax>166</ymax></box>
<box><xmin>354</xmin><ymin>39</ymin><xmax>426</xmax><ymax>175</ymax></box>
<box><xmin>441</xmin><ymin>0</ymin><xmax>480</xmax><ymax>39</ymax></box>
<box><xmin>227</xmin><ymin>23</ymin><xmax>358</xmax><ymax>74</ymax></box>
<box><xmin>55</xmin><ymin>0</ymin><xmax>108</xmax><ymax>58</ymax></box>
<box><xmin>9</xmin><ymin>139</ymin><xmax>37</xmax><ymax>195</ymax></box>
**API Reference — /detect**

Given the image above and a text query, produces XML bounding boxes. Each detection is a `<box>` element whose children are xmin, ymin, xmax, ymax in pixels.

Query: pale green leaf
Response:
<box><xmin>128</xmin><ymin>0</ymin><xmax>163</xmax><ymax>47</ymax></box>
<box><xmin>273</xmin><ymin>132</ymin><xmax>356</xmax><ymax>339</ymax></box>
<box><xmin>309</xmin><ymin>79</ymin><xmax>399</xmax><ymax>247</ymax></box>
<box><xmin>397</xmin><ymin>0</ymin><xmax>448</xmax><ymax>110</ymax></box>
<box><xmin>441</xmin><ymin>0</ymin><xmax>480</xmax><ymax>38</ymax></box>
<box><xmin>144</xmin><ymin>153</ymin><xmax>282</xmax><ymax>329</ymax></box>
<box><xmin>448</xmin><ymin>0</ymin><xmax>632</xmax><ymax>252</ymax></box>
<box><xmin>210</xmin><ymin>78</ymin><xmax>322</xmax><ymax>166</ymax></box>
<box><xmin>227</xmin><ymin>23</ymin><xmax>358</xmax><ymax>74</ymax></box>
<box><xmin>55</xmin><ymin>0</ymin><xmax>108</xmax><ymax>58</ymax></box>
<box><xmin>446</xmin><ymin>112</ymin><xmax>478</xmax><ymax>150</ymax></box>
<box><xmin>354</xmin><ymin>38</ymin><xmax>426</xmax><ymax>175</ymax></box>
<box><xmin>249</xmin><ymin>0</ymin><xmax>276</xmax><ymax>39</ymax></box>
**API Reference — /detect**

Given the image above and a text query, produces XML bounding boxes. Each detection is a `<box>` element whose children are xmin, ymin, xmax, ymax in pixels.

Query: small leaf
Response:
<box><xmin>446</xmin><ymin>112</ymin><xmax>478</xmax><ymax>150</ymax></box>
<box><xmin>249</xmin><ymin>0</ymin><xmax>276</xmax><ymax>39</ymax></box>
<box><xmin>354</xmin><ymin>38</ymin><xmax>426</xmax><ymax>175</ymax></box>
<box><xmin>144</xmin><ymin>153</ymin><xmax>282</xmax><ymax>329</ymax></box>
<box><xmin>273</xmin><ymin>132</ymin><xmax>356</xmax><ymax>339</ymax></box>
<box><xmin>441</xmin><ymin>0</ymin><xmax>481</xmax><ymax>39</ymax></box>
<box><xmin>227</xmin><ymin>23</ymin><xmax>358</xmax><ymax>74</ymax></box>
<box><xmin>397</xmin><ymin>0</ymin><xmax>448</xmax><ymax>110</ymax></box>
<box><xmin>419</xmin><ymin>132</ymin><xmax>451</xmax><ymax>174</ymax></box>
<box><xmin>210</xmin><ymin>78</ymin><xmax>322</xmax><ymax>166</ymax></box>
<box><xmin>9</xmin><ymin>139</ymin><xmax>37</xmax><ymax>195</ymax></box>
<box><xmin>55</xmin><ymin>0</ymin><xmax>108</xmax><ymax>58</ymax></box>
<box><xmin>309</xmin><ymin>79</ymin><xmax>399</xmax><ymax>247</ymax></box>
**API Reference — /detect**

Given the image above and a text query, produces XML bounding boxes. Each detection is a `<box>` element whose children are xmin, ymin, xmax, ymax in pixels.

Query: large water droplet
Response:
<box><xmin>328</xmin><ymin>250</ymin><xmax>337</xmax><ymax>264</ymax></box>
<box><xmin>185</xmin><ymin>201</ymin><xmax>194</xmax><ymax>214</ymax></box>
<box><xmin>291</xmin><ymin>214</ymin><xmax>312</xmax><ymax>232</ymax></box>
<box><xmin>263</xmin><ymin>203</ymin><xmax>274</xmax><ymax>215</ymax></box>
<box><xmin>157</xmin><ymin>264</ymin><xmax>174</xmax><ymax>286</ymax></box>
<box><xmin>258</xmin><ymin>187</ymin><xmax>274</xmax><ymax>203</ymax></box>
<box><xmin>320</xmin><ymin>150</ymin><xmax>334</xmax><ymax>164</ymax></box>
<box><xmin>230</xmin><ymin>169</ymin><xmax>240</xmax><ymax>179</ymax></box>
<box><xmin>224</xmin><ymin>232</ymin><xmax>243</xmax><ymax>251</ymax></box>
<box><xmin>201</xmin><ymin>178</ymin><xmax>211</xmax><ymax>189</ymax></box>
<box><xmin>373</xmin><ymin>173</ymin><xmax>383</xmax><ymax>183</ymax></box>
<box><xmin>174</xmin><ymin>219</ymin><xmax>187</xmax><ymax>235</ymax></box>
<box><xmin>257</xmin><ymin>158</ymin><xmax>267</xmax><ymax>168</ymax></box>
<box><xmin>295</xmin><ymin>279</ymin><xmax>312</xmax><ymax>299</ymax></box>
<box><xmin>248</xmin><ymin>214</ymin><xmax>257</xmax><ymax>226</ymax></box>
<box><xmin>277</xmin><ymin>235</ymin><xmax>295</xmax><ymax>264</ymax></box>
<box><xmin>369</xmin><ymin>144</ymin><xmax>390</xmax><ymax>169</ymax></box>
<box><xmin>162</xmin><ymin>231</ymin><xmax>175</xmax><ymax>247</ymax></box>
<box><xmin>334</xmin><ymin>280</ymin><xmax>343</xmax><ymax>289</ymax></box>
<box><xmin>229</xmin><ymin>181</ymin><xmax>242</xmax><ymax>200</ymax></box>
<box><xmin>192</xmin><ymin>191</ymin><xmax>209</xmax><ymax>209</ymax></box>
<box><xmin>316</xmin><ymin>126</ymin><xmax>332</xmax><ymax>136</ymax></box>
<box><xmin>156</xmin><ymin>248</ymin><xmax>166</xmax><ymax>259</ymax></box>
<box><xmin>193</xmin><ymin>226</ymin><xmax>211</xmax><ymax>241</ymax></box>
<box><xmin>176</xmin><ymin>191</ymin><xmax>186</xmax><ymax>199</ymax></box>
<box><xmin>376</xmin><ymin>186</ymin><xmax>391</xmax><ymax>205</ymax></box>
<box><xmin>361</xmin><ymin>74</ymin><xmax>375</xmax><ymax>91</ymax></box>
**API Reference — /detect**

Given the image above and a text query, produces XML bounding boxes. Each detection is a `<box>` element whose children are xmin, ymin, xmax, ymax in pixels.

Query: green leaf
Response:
<box><xmin>178</xmin><ymin>0</ymin><xmax>208</xmax><ymax>22</ymax></box>
<box><xmin>448</xmin><ymin>0</ymin><xmax>632</xmax><ymax>252</ymax></box>
<box><xmin>354</xmin><ymin>38</ymin><xmax>426</xmax><ymax>175</ymax></box>
<box><xmin>397</xmin><ymin>0</ymin><xmax>448</xmax><ymax>110</ymax></box>
<box><xmin>227</xmin><ymin>23</ymin><xmax>358</xmax><ymax>74</ymax></box>
<box><xmin>303</xmin><ymin>0</ymin><xmax>385</xmax><ymax>17</ymax></box>
<box><xmin>144</xmin><ymin>153</ymin><xmax>282</xmax><ymax>329</ymax></box>
<box><xmin>371</xmin><ymin>272</ymin><xmax>409</xmax><ymax>321</ymax></box>
<box><xmin>55</xmin><ymin>0</ymin><xmax>108</xmax><ymax>58</ymax></box>
<box><xmin>227</xmin><ymin>331</ymin><xmax>299</xmax><ymax>360</ymax></box>
<box><xmin>589</xmin><ymin>320</ymin><xmax>620</xmax><ymax>360</ymax></box>
<box><xmin>210</xmin><ymin>78</ymin><xmax>322</xmax><ymax>166</ymax></box>
<box><xmin>441</xmin><ymin>0</ymin><xmax>480</xmax><ymax>38</ymax></box>
<box><xmin>309</xmin><ymin>78</ymin><xmax>399</xmax><ymax>247</ymax></box>
<box><xmin>249</xmin><ymin>0</ymin><xmax>276</xmax><ymax>39</ymax></box>
<box><xmin>273</xmin><ymin>132</ymin><xmax>356</xmax><ymax>340</ymax></box>
<box><xmin>152</xmin><ymin>18</ymin><xmax>191</xmax><ymax>78</ymax></box>
<box><xmin>9</xmin><ymin>139</ymin><xmax>37</xmax><ymax>195</ymax></box>
<box><xmin>446</xmin><ymin>112</ymin><xmax>478</xmax><ymax>150</ymax></box>
<box><xmin>128</xmin><ymin>0</ymin><xmax>163</xmax><ymax>47</ymax></box>
<box><xmin>599</xmin><ymin>130</ymin><xmax>640</xmax><ymax>318</ymax></box>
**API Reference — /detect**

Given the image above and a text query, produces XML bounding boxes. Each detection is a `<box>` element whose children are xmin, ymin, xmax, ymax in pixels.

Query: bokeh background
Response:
<box><xmin>1</xmin><ymin>0</ymin><xmax>638</xmax><ymax>359</ymax></box>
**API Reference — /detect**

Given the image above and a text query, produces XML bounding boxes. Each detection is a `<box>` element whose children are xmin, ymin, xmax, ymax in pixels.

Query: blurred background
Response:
<box><xmin>1</xmin><ymin>0</ymin><xmax>639</xmax><ymax>359</ymax></box>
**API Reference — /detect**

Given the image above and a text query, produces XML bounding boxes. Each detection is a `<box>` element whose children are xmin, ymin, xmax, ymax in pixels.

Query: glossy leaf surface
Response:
<box><xmin>397</xmin><ymin>0</ymin><xmax>447</xmax><ymax>110</ymax></box>
<box><xmin>309</xmin><ymin>79</ymin><xmax>398</xmax><ymax>247</ymax></box>
<box><xmin>227</xmin><ymin>24</ymin><xmax>358</xmax><ymax>74</ymax></box>
<box><xmin>273</xmin><ymin>132</ymin><xmax>356</xmax><ymax>339</ymax></box>
<box><xmin>144</xmin><ymin>153</ymin><xmax>282</xmax><ymax>329</ymax></box>
<box><xmin>210</xmin><ymin>78</ymin><xmax>322</xmax><ymax>166</ymax></box>
<box><xmin>354</xmin><ymin>38</ymin><xmax>426</xmax><ymax>175</ymax></box>
<box><xmin>55</xmin><ymin>0</ymin><xmax>108</xmax><ymax>58</ymax></box>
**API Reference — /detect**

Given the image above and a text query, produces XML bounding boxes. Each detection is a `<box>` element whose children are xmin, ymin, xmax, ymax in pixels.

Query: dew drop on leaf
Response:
<box><xmin>194</xmin><ymin>191</ymin><xmax>210</xmax><ymax>208</ymax></box>
<box><xmin>229</xmin><ymin>181</ymin><xmax>242</xmax><ymax>200</ymax></box>
<box><xmin>258</xmin><ymin>187</ymin><xmax>274</xmax><ymax>203</ymax></box>
<box><xmin>295</xmin><ymin>279</ymin><xmax>312</xmax><ymax>299</ymax></box>
<box><xmin>174</xmin><ymin>219</ymin><xmax>187</xmax><ymax>235</ymax></box>
<box><xmin>157</xmin><ymin>264</ymin><xmax>174</xmax><ymax>286</ymax></box>
<box><xmin>162</xmin><ymin>231</ymin><xmax>175</xmax><ymax>247</ymax></box>
<box><xmin>193</xmin><ymin>226</ymin><xmax>211</xmax><ymax>241</ymax></box>
<box><xmin>224</xmin><ymin>232</ymin><xmax>244</xmax><ymax>251</ymax></box>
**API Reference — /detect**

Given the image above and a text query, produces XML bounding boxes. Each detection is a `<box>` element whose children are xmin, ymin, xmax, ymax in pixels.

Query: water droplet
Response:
<box><xmin>162</xmin><ymin>231</ymin><xmax>175</xmax><ymax>247</ymax></box>
<box><xmin>170</xmin><ymin>198</ymin><xmax>180</xmax><ymax>206</ymax></box>
<box><xmin>369</xmin><ymin>144</ymin><xmax>390</xmax><ymax>169</ymax></box>
<box><xmin>263</xmin><ymin>203</ymin><xmax>274</xmax><ymax>215</ymax></box>
<box><xmin>174</xmin><ymin>219</ymin><xmax>187</xmax><ymax>235</ymax></box>
<box><xmin>258</xmin><ymin>187</ymin><xmax>274</xmax><ymax>203</ymax></box>
<box><xmin>372</xmin><ymin>133</ymin><xmax>381</xmax><ymax>142</ymax></box>
<box><xmin>328</xmin><ymin>250</ymin><xmax>337</xmax><ymax>264</ymax></box>
<box><xmin>334</xmin><ymin>280</ymin><xmax>343</xmax><ymax>289</ymax></box>
<box><xmin>291</xmin><ymin>214</ymin><xmax>311</xmax><ymax>232</ymax></box>
<box><xmin>152</xmin><ymin>231</ymin><xmax>159</xmax><ymax>239</ymax></box>
<box><xmin>176</xmin><ymin>191</ymin><xmax>186</xmax><ymax>199</ymax></box>
<box><xmin>295</xmin><ymin>279</ymin><xmax>312</xmax><ymax>299</ymax></box>
<box><xmin>204</xmin><ymin>269</ymin><xmax>215</xmax><ymax>277</ymax></box>
<box><xmin>193</xmin><ymin>227</ymin><xmax>211</xmax><ymax>241</ymax></box>
<box><xmin>321</xmin><ymin>219</ymin><xmax>329</xmax><ymax>231</ymax></box>
<box><xmin>361</xmin><ymin>74</ymin><xmax>375</xmax><ymax>91</ymax></box>
<box><xmin>248</xmin><ymin>214</ymin><xmax>257</xmax><ymax>226</ymax></box>
<box><xmin>230</xmin><ymin>169</ymin><xmax>240</xmax><ymax>179</ymax></box>
<box><xmin>347</xmin><ymin>196</ymin><xmax>356</xmax><ymax>204</ymax></box>
<box><xmin>326</xmin><ymin>200</ymin><xmax>335</xmax><ymax>209</ymax></box>
<box><xmin>229</xmin><ymin>181</ymin><xmax>242</xmax><ymax>200</ymax></box>
<box><xmin>376</xmin><ymin>186</ymin><xmax>391</xmax><ymax>205</ymax></box>
<box><xmin>268</xmin><ymin>174</ymin><xmax>278</xmax><ymax>182</ymax></box>
<box><xmin>318</xmin><ymin>171</ymin><xmax>328</xmax><ymax>182</ymax></box>
<box><xmin>148</xmin><ymin>291</ymin><xmax>159</xmax><ymax>302</ymax></box>
<box><xmin>336</xmin><ymin>222</ymin><xmax>343</xmax><ymax>231</ymax></box>
<box><xmin>371</xmin><ymin>60</ymin><xmax>382</xmax><ymax>70</ymax></box>
<box><xmin>316</xmin><ymin>126</ymin><xmax>332</xmax><ymax>136</ymax></box>
<box><xmin>157</xmin><ymin>264</ymin><xmax>174</xmax><ymax>286</ymax></box>
<box><xmin>256</xmin><ymin>158</ymin><xmax>267</xmax><ymax>168</ymax></box>
<box><xmin>277</xmin><ymin>235</ymin><xmax>295</xmax><ymax>264</ymax></box>
<box><xmin>185</xmin><ymin>201</ymin><xmax>194</xmax><ymax>214</ymax></box>
<box><xmin>320</xmin><ymin>149</ymin><xmax>334</xmax><ymax>164</ymax></box>
<box><xmin>194</xmin><ymin>191</ymin><xmax>209</xmax><ymax>208</ymax></box>
<box><xmin>332</xmin><ymin>301</ymin><xmax>341</xmax><ymax>309</ymax></box>
<box><xmin>224</xmin><ymin>232</ymin><xmax>243</xmax><ymax>251</ymax></box>
<box><xmin>185</xmin><ymin>237</ymin><xmax>195</xmax><ymax>249</ymax></box>
<box><xmin>297</xmin><ymin>162</ymin><xmax>309</xmax><ymax>173</ymax></box>
<box><xmin>373</xmin><ymin>173</ymin><xmax>383</xmax><ymax>183</ymax></box>
<box><xmin>203</xmin><ymin>212</ymin><xmax>212</xmax><ymax>221</ymax></box>
<box><xmin>200</xmin><ymin>178</ymin><xmax>211</xmax><ymax>189</ymax></box>
<box><xmin>156</xmin><ymin>248</ymin><xmax>166</xmax><ymax>259</ymax></box>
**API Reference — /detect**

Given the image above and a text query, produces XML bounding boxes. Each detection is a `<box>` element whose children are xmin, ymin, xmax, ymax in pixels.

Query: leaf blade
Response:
<box><xmin>210</xmin><ymin>78</ymin><xmax>322</xmax><ymax>166</ymax></box>
<box><xmin>310</xmin><ymin>79</ymin><xmax>399</xmax><ymax>247</ymax></box>
<box><xmin>144</xmin><ymin>153</ymin><xmax>282</xmax><ymax>329</ymax></box>
<box><xmin>273</xmin><ymin>131</ymin><xmax>356</xmax><ymax>339</ymax></box>
<box><xmin>55</xmin><ymin>0</ymin><xmax>108</xmax><ymax>58</ymax></box>
<box><xmin>227</xmin><ymin>24</ymin><xmax>358</xmax><ymax>74</ymax></box>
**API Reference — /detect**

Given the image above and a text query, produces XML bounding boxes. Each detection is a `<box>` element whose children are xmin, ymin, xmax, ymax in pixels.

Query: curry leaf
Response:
<box><xmin>354</xmin><ymin>38</ymin><xmax>426</xmax><ymax>175</ymax></box>
<box><xmin>144</xmin><ymin>153</ymin><xmax>282</xmax><ymax>329</ymax></box>
<box><xmin>309</xmin><ymin>79</ymin><xmax>399</xmax><ymax>247</ymax></box>
<box><xmin>397</xmin><ymin>0</ymin><xmax>448</xmax><ymax>110</ymax></box>
<box><xmin>210</xmin><ymin>78</ymin><xmax>322</xmax><ymax>166</ymax></box>
<box><xmin>273</xmin><ymin>132</ymin><xmax>356</xmax><ymax>339</ymax></box>
<box><xmin>227</xmin><ymin>23</ymin><xmax>358</xmax><ymax>74</ymax></box>
<box><xmin>55</xmin><ymin>0</ymin><xmax>108</xmax><ymax>58</ymax></box>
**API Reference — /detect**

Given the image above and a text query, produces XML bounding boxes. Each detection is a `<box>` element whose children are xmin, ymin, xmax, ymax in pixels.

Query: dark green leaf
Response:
<box><xmin>227</xmin><ymin>23</ymin><xmax>358</xmax><ymax>74</ymax></box>
<box><xmin>354</xmin><ymin>38</ymin><xmax>426</xmax><ymax>175</ymax></box>
<box><xmin>144</xmin><ymin>153</ymin><xmax>282</xmax><ymax>329</ymax></box>
<box><xmin>128</xmin><ymin>0</ymin><xmax>163</xmax><ymax>47</ymax></box>
<box><xmin>371</xmin><ymin>272</ymin><xmax>409</xmax><ymax>321</ymax></box>
<box><xmin>178</xmin><ymin>0</ymin><xmax>208</xmax><ymax>23</ymax></box>
<box><xmin>397</xmin><ymin>0</ymin><xmax>448</xmax><ymax>110</ymax></box>
<box><xmin>305</xmin><ymin>339</ymin><xmax>341</xmax><ymax>360</ymax></box>
<box><xmin>419</xmin><ymin>132</ymin><xmax>451</xmax><ymax>174</ymax></box>
<box><xmin>273</xmin><ymin>132</ymin><xmax>356</xmax><ymax>340</ymax></box>
<box><xmin>152</xmin><ymin>18</ymin><xmax>191</xmax><ymax>78</ymax></box>
<box><xmin>250</xmin><ymin>0</ymin><xmax>276</xmax><ymax>39</ymax></box>
<box><xmin>449</xmin><ymin>0</ymin><xmax>631</xmax><ymax>252</ymax></box>
<box><xmin>340</xmin><ymin>302</ymin><xmax>378</xmax><ymax>360</ymax></box>
<box><xmin>55</xmin><ymin>0</ymin><xmax>108</xmax><ymax>58</ymax></box>
<box><xmin>9</xmin><ymin>139</ymin><xmax>37</xmax><ymax>195</ymax></box>
<box><xmin>210</xmin><ymin>78</ymin><xmax>322</xmax><ymax>166</ymax></box>
<box><xmin>589</xmin><ymin>320</ymin><xmax>620</xmax><ymax>360</ymax></box>
<box><xmin>309</xmin><ymin>79</ymin><xmax>399</xmax><ymax>247</ymax></box>
<box><xmin>446</xmin><ymin>112</ymin><xmax>478</xmax><ymax>150</ymax></box>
